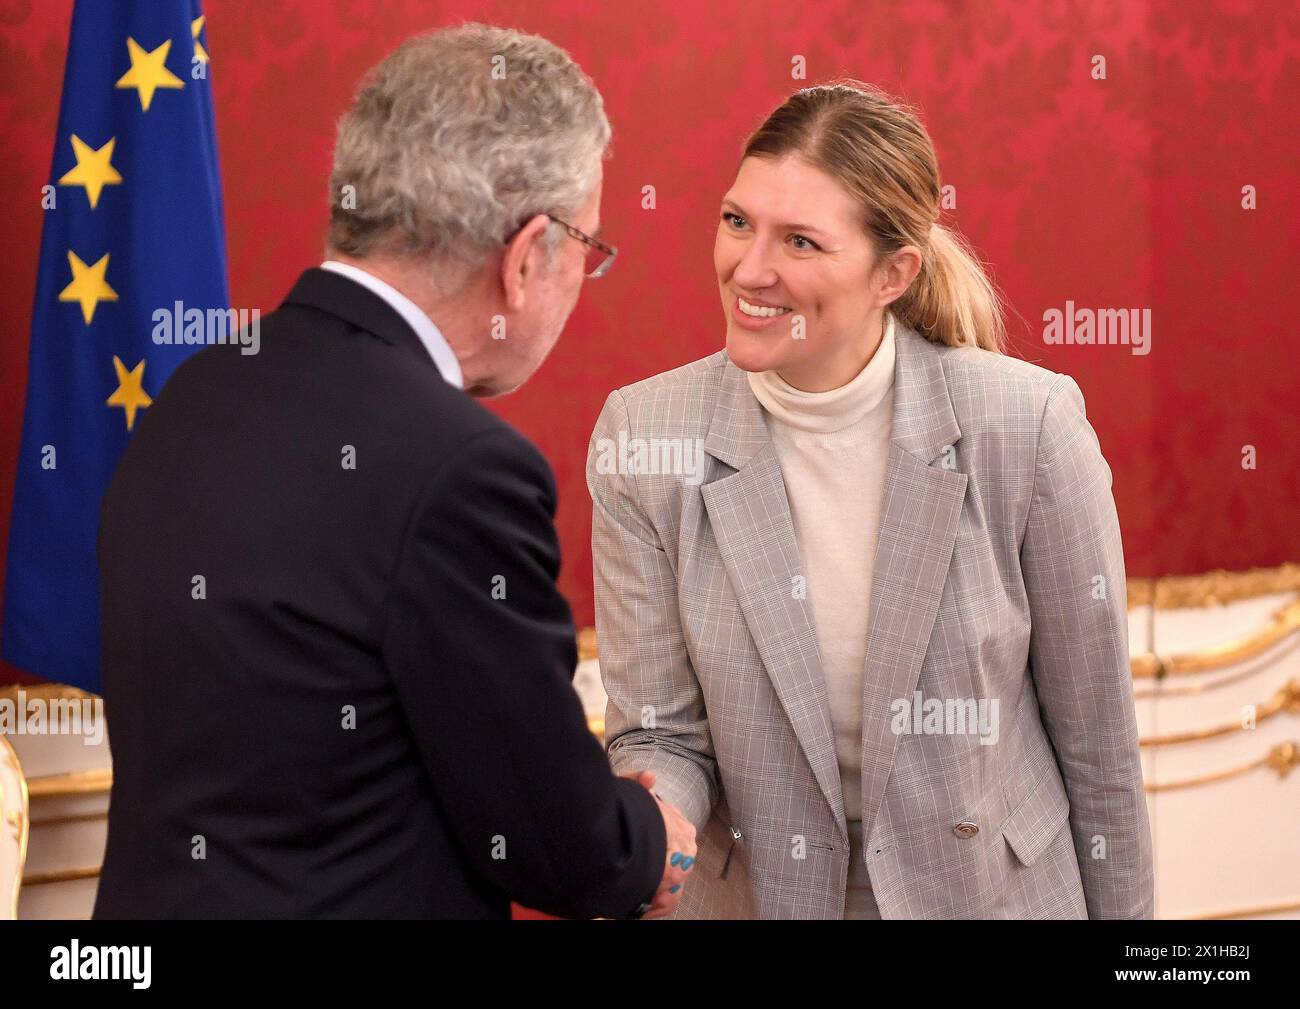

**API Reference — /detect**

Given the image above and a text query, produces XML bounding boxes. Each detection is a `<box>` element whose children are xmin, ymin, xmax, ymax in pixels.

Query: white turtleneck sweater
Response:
<box><xmin>746</xmin><ymin>312</ymin><xmax>896</xmax><ymax>826</ymax></box>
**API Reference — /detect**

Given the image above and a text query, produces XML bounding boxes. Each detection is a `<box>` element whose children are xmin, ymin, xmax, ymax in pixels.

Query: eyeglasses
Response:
<box><xmin>509</xmin><ymin>213</ymin><xmax>618</xmax><ymax>279</ymax></box>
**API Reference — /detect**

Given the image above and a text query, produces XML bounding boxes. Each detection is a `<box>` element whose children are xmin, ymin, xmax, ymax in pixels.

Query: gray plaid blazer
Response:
<box><xmin>586</xmin><ymin>320</ymin><xmax>1154</xmax><ymax>919</ymax></box>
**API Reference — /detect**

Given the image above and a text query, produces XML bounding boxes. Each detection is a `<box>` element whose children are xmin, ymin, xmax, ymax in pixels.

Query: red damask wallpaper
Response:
<box><xmin>1</xmin><ymin>0</ymin><xmax>1297</xmax><ymax>688</ymax></box>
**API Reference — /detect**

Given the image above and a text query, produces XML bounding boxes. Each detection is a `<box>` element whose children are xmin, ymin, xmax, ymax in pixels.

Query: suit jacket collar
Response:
<box><xmin>280</xmin><ymin>267</ymin><xmax>437</xmax><ymax>362</ymax></box>
<box><xmin>704</xmin><ymin>319</ymin><xmax>962</xmax><ymax>469</ymax></box>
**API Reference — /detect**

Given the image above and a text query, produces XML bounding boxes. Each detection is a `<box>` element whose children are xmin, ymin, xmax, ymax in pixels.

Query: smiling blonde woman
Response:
<box><xmin>586</xmin><ymin>80</ymin><xmax>1154</xmax><ymax>919</ymax></box>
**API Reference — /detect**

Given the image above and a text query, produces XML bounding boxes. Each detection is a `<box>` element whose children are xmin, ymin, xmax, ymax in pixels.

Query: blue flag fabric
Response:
<box><xmin>3</xmin><ymin>1</ymin><xmax>228</xmax><ymax>693</ymax></box>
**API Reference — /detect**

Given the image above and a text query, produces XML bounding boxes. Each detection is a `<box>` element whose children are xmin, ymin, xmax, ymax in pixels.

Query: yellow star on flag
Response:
<box><xmin>57</xmin><ymin>135</ymin><xmax>122</xmax><ymax>210</ymax></box>
<box><xmin>115</xmin><ymin>37</ymin><xmax>184</xmax><ymax>111</ymax></box>
<box><xmin>106</xmin><ymin>356</ymin><xmax>152</xmax><ymax>431</ymax></box>
<box><xmin>192</xmin><ymin>15</ymin><xmax>209</xmax><ymax>64</ymax></box>
<box><xmin>58</xmin><ymin>251</ymin><xmax>118</xmax><ymax>324</ymax></box>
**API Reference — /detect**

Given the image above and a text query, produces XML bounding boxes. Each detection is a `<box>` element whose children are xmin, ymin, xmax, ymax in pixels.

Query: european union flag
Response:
<box><xmin>3</xmin><ymin>1</ymin><xmax>228</xmax><ymax>693</ymax></box>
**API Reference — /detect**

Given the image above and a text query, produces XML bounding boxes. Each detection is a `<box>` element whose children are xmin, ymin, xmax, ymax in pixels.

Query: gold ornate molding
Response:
<box><xmin>1184</xmin><ymin>897</ymin><xmax>1300</xmax><ymax>920</ymax></box>
<box><xmin>28</xmin><ymin>811</ymin><xmax>108</xmax><ymax>828</ymax></box>
<box><xmin>1132</xmin><ymin>639</ymin><xmax>1300</xmax><ymax>698</ymax></box>
<box><xmin>1127</xmin><ymin>578</ymin><xmax>1156</xmax><ymax>609</ymax></box>
<box><xmin>25</xmin><ymin>768</ymin><xmax>113</xmax><ymax>799</ymax></box>
<box><xmin>1130</xmin><ymin>562</ymin><xmax>1300</xmax><ymax>610</ymax></box>
<box><xmin>1130</xmin><ymin>599</ymin><xmax>1300</xmax><ymax>679</ymax></box>
<box><xmin>0</xmin><ymin>735</ymin><xmax>30</xmax><ymax>920</ymax></box>
<box><xmin>1140</xmin><ymin>680</ymin><xmax>1300</xmax><ymax>747</ymax></box>
<box><xmin>21</xmin><ymin>865</ymin><xmax>101</xmax><ymax>887</ymax></box>
<box><xmin>1145</xmin><ymin>741</ymin><xmax>1299</xmax><ymax>792</ymax></box>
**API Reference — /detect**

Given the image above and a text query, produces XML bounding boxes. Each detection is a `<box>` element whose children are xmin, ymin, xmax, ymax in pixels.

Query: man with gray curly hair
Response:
<box><xmin>94</xmin><ymin>23</ymin><xmax>694</xmax><ymax>921</ymax></box>
<box><xmin>323</xmin><ymin>22</ymin><xmax>612</xmax><ymax>395</ymax></box>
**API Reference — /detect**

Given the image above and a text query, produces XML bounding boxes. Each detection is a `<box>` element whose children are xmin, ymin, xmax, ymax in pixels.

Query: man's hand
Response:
<box><xmin>620</xmin><ymin>771</ymin><xmax>697</xmax><ymax>918</ymax></box>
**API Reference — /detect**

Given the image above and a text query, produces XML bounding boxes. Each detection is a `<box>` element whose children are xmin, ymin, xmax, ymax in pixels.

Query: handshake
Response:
<box><xmin>621</xmin><ymin>770</ymin><xmax>698</xmax><ymax>918</ymax></box>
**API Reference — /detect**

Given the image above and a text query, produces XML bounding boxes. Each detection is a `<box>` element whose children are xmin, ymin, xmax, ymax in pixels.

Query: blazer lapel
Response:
<box><xmin>858</xmin><ymin>326</ymin><xmax>967</xmax><ymax>842</ymax></box>
<box><xmin>701</xmin><ymin>365</ymin><xmax>848</xmax><ymax>842</ymax></box>
<box><xmin>700</xmin><ymin>322</ymin><xmax>968</xmax><ymax>849</ymax></box>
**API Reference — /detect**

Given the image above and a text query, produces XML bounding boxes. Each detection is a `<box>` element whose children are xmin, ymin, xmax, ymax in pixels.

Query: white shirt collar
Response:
<box><xmin>319</xmin><ymin>260</ymin><xmax>464</xmax><ymax>389</ymax></box>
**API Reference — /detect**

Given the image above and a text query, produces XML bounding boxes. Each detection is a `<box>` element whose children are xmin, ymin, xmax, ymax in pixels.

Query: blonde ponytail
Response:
<box><xmin>893</xmin><ymin>223</ymin><xmax>1006</xmax><ymax>352</ymax></box>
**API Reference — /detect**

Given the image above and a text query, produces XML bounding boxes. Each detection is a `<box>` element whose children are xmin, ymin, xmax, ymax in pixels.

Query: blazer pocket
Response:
<box><xmin>998</xmin><ymin>767</ymin><xmax>1072</xmax><ymax>868</ymax></box>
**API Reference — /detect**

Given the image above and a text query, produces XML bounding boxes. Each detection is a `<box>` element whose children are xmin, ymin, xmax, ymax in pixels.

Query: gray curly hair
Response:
<box><xmin>327</xmin><ymin>23</ymin><xmax>610</xmax><ymax>272</ymax></box>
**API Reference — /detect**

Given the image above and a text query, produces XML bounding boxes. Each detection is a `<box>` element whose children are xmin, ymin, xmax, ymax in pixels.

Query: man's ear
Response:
<box><xmin>501</xmin><ymin>213</ymin><xmax>552</xmax><ymax>313</ymax></box>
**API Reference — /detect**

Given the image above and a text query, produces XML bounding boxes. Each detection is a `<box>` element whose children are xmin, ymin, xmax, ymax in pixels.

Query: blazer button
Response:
<box><xmin>953</xmin><ymin>820</ymin><xmax>980</xmax><ymax>838</ymax></box>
